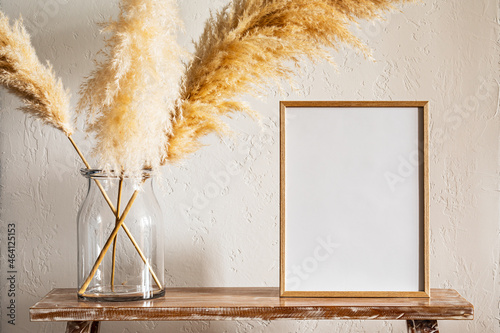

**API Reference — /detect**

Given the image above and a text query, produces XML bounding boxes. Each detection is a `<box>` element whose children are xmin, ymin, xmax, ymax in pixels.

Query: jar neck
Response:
<box><xmin>81</xmin><ymin>169</ymin><xmax>156</xmax><ymax>204</ymax></box>
<box><xmin>86</xmin><ymin>175</ymin><xmax>154</xmax><ymax>193</ymax></box>
<box><xmin>80</xmin><ymin>168</ymin><xmax>153</xmax><ymax>180</ymax></box>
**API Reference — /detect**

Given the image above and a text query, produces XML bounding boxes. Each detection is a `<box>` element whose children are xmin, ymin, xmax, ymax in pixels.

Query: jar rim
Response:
<box><xmin>80</xmin><ymin>168</ymin><xmax>153</xmax><ymax>179</ymax></box>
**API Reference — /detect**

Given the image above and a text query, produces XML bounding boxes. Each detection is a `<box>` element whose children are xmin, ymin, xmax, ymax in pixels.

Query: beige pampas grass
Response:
<box><xmin>78</xmin><ymin>0</ymin><xmax>187</xmax><ymax>176</ymax></box>
<box><xmin>164</xmin><ymin>0</ymin><xmax>409</xmax><ymax>162</ymax></box>
<box><xmin>0</xmin><ymin>11</ymin><xmax>73</xmax><ymax>136</ymax></box>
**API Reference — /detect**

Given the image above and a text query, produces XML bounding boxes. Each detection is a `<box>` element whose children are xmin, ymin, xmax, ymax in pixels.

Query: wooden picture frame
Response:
<box><xmin>279</xmin><ymin>101</ymin><xmax>429</xmax><ymax>298</ymax></box>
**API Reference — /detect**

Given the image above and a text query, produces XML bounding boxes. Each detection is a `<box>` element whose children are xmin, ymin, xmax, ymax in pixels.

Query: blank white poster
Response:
<box><xmin>283</xmin><ymin>106</ymin><xmax>423</xmax><ymax>293</ymax></box>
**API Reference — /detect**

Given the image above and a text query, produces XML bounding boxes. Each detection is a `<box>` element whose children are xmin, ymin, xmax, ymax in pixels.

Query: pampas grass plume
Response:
<box><xmin>78</xmin><ymin>0</ymin><xmax>187</xmax><ymax>176</ymax></box>
<box><xmin>0</xmin><ymin>11</ymin><xmax>73</xmax><ymax>136</ymax></box>
<box><xmin>164</xmin><ymin>0</ymin><xmax>410</xmax><ymax>163</ymax></box>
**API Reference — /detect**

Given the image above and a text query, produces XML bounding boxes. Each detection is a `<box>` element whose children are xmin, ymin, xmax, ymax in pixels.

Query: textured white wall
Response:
<box><xmin>0</xmin><ymin>0</ymin><xmax>499</xmax><ymax>332</ymax></box>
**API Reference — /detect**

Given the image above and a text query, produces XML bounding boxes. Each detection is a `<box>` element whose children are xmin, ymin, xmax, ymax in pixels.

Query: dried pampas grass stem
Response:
<box><xmin>111</xmin><ymin>178</ymin><xmax>123</xmax><ymax>291</ymax></box>
<box><xmin>0</xmin><ymin>11</ymin><xmax>121</xmax><ymax>234</ymax></box>
<box><xmin>0</xmin><ymin>11</ymin><xmax>117</xmax><ymax>216</ymax></box>
<box><xmin>0</xmin><ymin>12</ymin><xmax>101</xmax><ymax>201</ymax></box>
<box><xmin>76</xmin><ymin>0</ymin><xmax>186</xmax><ymax>289</ymax></box>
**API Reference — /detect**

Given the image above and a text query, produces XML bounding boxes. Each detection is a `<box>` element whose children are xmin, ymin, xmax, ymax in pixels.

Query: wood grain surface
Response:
<box><xmin>30</xmin><ymin>288</ymin><xmax>473</xmax><ymax>322</ymax></box>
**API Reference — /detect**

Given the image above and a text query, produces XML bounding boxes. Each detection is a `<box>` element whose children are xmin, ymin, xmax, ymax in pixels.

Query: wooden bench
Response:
<box><xmin>30</xmin><ymin>288</ymin><xmax>473</xmax><ymax>333</ymax></box>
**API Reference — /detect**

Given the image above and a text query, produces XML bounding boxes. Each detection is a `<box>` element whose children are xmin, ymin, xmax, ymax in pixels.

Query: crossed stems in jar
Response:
<box><xmin>70</xmin><ymin>137</ymin><xmax>163</xmax><ymax>296</ymax></box>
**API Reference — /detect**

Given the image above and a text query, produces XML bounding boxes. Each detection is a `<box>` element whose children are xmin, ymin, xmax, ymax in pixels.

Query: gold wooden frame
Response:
<box><xmin>279</xmin><ymin>101</ymin><xmax>430</xmax><ymax>298</ymax></box>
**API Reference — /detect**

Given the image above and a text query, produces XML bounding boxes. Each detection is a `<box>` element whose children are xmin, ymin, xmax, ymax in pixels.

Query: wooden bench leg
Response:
<box><xmin>66</xmin><ymin>321</ymin><xmax>100</xmax><ymax>333</ymax></box>
<box><xmin>407</xmin><ymin>320</ymin><xmax>439</xmax><ymax>333</ymax></box>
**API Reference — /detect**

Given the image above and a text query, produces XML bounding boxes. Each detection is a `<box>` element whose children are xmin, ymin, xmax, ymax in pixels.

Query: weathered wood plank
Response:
<box><xmin>65</xmin><ymin>321</ymin><xmax>100</xmax><ymax>333</ymax></box>
<box><xmin>30</xmin><ymin>288</ymin><xmax>473</xmax><ymax>322</ymax></box>
<box><xmin>407</xmin><ymin>319</ymin><xmax>439</xmax><ymax>333</ymax></box>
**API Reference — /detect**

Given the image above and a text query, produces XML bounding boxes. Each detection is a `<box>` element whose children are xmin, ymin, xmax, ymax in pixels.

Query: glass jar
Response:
<box><xmin>77</xmin><ymin>169</ymin><xmax>165</xmax><ymax>301</ymax></box>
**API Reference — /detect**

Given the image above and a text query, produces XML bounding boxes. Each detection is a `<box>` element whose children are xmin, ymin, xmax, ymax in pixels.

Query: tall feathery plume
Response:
<box><xmin>0</xmin><ymin>10</ymin><xmax>113</xmax><ymax>210</ymax></box>
<box><xmin>76</xmin><ymin>0</ymin><xmax>186</xmax><ymax>294</ymax></box>
<box><xmin>0</xmin><ymin>11</ymin><xmax>72</xmax><ymax>135</ymax></box>
<box><xmin>164</xmin><ymin>0</ymin><xmax>410</xmax><ymax>163</ymax></box>
<box><xmin>78</xmin><ymin>0</ymin><xmax>187</xmax><ymax>177</ymax></box>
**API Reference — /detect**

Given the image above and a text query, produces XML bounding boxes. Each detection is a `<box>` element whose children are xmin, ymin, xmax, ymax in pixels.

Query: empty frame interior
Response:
<box><xmin>280</xmin><ymin>101</ymin><xmax>429</xmax><ymax>297</ymax></box>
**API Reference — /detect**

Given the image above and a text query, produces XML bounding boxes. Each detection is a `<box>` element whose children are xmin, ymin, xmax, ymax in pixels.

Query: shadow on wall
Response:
<box><xmin>165</xmin><ymin>244</ymin><xmax>212</xmax><ymax>288</ymax></box>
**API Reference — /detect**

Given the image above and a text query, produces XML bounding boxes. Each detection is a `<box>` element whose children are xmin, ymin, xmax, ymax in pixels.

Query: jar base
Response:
<box><xmin>78</xmin><ymin>286</ymin><xmax>165</xmax><ymax>302</ymax></box>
